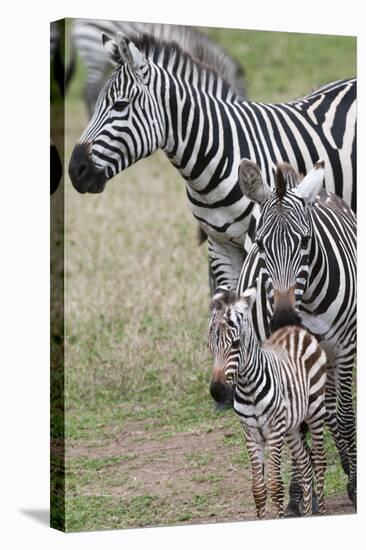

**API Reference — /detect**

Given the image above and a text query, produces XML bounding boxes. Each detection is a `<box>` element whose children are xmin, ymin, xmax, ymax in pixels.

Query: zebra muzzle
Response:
<box><xmin>210</xmin><ymin>368</ymin><xmax>234</xmax><ymax>405</ymax></box>
<box><xmin>69</xmin><ymin>143</ymin><xmax>107</xmax><ymax>194</ymax></box>
<box><xmin>270</xmin><ymin>287</ymin><xmax>302</xmax><ymax>332</ymax></box>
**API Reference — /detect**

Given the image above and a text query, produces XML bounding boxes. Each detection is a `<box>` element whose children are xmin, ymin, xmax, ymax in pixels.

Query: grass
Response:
<box><xmin>59</xmin><ymin>24</ymin><xmax>356</xmax><ymax>531</ymax></box>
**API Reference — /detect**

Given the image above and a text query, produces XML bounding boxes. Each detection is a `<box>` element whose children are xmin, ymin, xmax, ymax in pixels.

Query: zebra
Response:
<box><xmin>51</xmin><ymin>141</ymin><xmax>62</xmax><ymax>194</ymax></box>
<box><xmin>68</xmin><ymin>33</ymin><xmax>356</xmax><ymax>293</ymax></box>
<box><xmin>50</xmin><ymin>20</ymin><xmax>75</xmax><ymax>98</ymax></box>
<box><xmin>70</xmin><ymin>18</ymin><xmax>246</xmax><ymax>116</ymax></box>
<box><xmin>236</xmin><ymin>159</ymin><xmax>357</xmax><ymax>511</ymax></box>
<box><xmin>208</xmin><ymin>284</ymin><xmax>327</xmax><ymax>519</ymax></box>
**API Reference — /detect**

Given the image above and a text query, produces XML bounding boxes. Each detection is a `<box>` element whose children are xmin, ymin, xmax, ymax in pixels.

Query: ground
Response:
<box><xmin>54</xmin><ymin>26</ymin><xmax>357</xmax><ymax>531</ymax></box>
<box><xmin>66</xmin><ymin>414</ymin><xmax>353</xmax><ymax>531</ymax></box>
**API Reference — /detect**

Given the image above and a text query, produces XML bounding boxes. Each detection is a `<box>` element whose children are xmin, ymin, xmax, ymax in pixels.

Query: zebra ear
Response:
<box><xmin>239</xmin><ymin>285</ymin><xmax>257</xmax><ymax>310</ymax></box>
<box><xmin>211</xmin><ymin>286</ymin><xmax>230</xmax><ymax>311</ymax></box>
<box><xmin>126</xmin><ymin>38</ymin><xmax>147</xmax><ymax>71</ymax></box>
<box><xmin>102</xmin><ymin>33</ymin><xmax>124</xmax><ymax>68</ymax></box>
<box><xmin>238</xmin><ymin>159</ymin><xmax>271</xmax><ymax>205</ymax></box>
<box><xmin>293</xmin><ymin>160</ymin><xmax>325</xmax><ymax>202</ymax></box>
<box><xmin>102</xmin><ymin>33</ymin><xmax>147</xmax><ymax>71</ymax></box>
<box><xmin>115</xmin><ymin>33</ymin><xmax>147</xmax><ymax>72</ymax></box>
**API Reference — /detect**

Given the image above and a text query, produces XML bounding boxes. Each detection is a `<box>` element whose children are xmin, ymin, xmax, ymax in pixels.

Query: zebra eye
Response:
<box><xmin>256</xmin><ymin>239</ymin><xmax>264</xmax><ymax>253</ymax></box>
<box><xmin>113</xmin><ymin>100</ymin><xmax>129</xmax><ymax>112</ymax></box>
<box><xmin>232</xmin><ymin>339</ymin><xmax>240</xmax><ymax>349</ymax></box>
<box><xmin>301</xmin><ymin>236</ymin><xmax>310</xmax><ymax>249</ymax></box>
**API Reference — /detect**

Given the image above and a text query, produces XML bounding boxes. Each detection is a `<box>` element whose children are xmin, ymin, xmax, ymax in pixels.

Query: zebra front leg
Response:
<box><xmin>336</xmin><ymin>360</ymin><xmax>357</xmax><ymax>508</ymax></box>
<box><xmin>245</xmin><ymin>433</ymin><xmax>267</xmax><ymax>519</ymax></box>
<box><xmin>307</xmin><ymin>409</ymin><xmax>327</xmax><ymax>515</ymax></box>
<box><xmin>286</xmin><ymin>429</ymin><xmax>313</xmax><ymax>516</ymax></box>
<box><xmin>208</xmin><ymin>261</ymin><xmax>216</xmax><ymax>298</ymax></box>
<box><xmin>309</xmin><ymin>429</ymin><xmax>326</xmax><ymax>515</ymax></box>
<box><xmin>207</xmin><ymin>238</ymin><xmax>244</xmax><ymax>291</ymax></box>
<box><xmin>325</xmin><ymin>365</ymin><xmax>349</xmax><ymax>475</ymax></box>
<box><xmin>267</xmin><ymin>430</ymin><xmax>286</xmax><ymax>518</ymax></box>
<box><xmin>285</xmin><ymin>422</ymin><xmax>308</xmax><ymax>517</ymax></box>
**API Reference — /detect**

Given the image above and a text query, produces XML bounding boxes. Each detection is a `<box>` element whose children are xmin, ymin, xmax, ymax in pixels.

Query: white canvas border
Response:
<box><xmin>0</xmin><ymin>0</ymin><xmax>364</xmax><ymax>548</ymax></box>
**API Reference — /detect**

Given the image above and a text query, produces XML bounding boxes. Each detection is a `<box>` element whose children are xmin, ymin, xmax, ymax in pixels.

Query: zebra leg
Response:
<box><xmin>208</xmin><ymin>261</ymin><xmax>216</xmax><ymax>298</ymax></box>
<box><xmin>286</xmin><ymin>429</ymin><xmax>313</xmax><ymax>516</ymax></box>
<box><xmin>285</xmin><ymin>422</ymin><xmax>319</xmax><ymax>516</ymax></box>
<box><xmin>244</xmin><ymin>432</ymin><xmax>267</xmax><ymax>519</ymax></box>
<box><xmin>336</xmin><ymin>359</ymin><xmax>357</xmax><ymax>508</ymax></box>
<box><xmin>267</xmin><ymin>431</ymin><xmax>285</xmax><ymax>518</ymax></box>
<box><xmin>207</xmin><ymin>238</ymin><xmax>244</xmax><ymax>291</ymax></box>
<box><xmin>307</xmin><ymin>415</ymin><xmax>327</xmax><ymax>515</ymax></box>
<box><xmin>325</xmin><ymin>365</ymin><xmax>349</xmax><ymax>475</ymax></box>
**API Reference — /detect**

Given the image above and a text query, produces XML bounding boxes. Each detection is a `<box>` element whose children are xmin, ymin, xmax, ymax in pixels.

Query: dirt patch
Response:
<box><xmin>66</xmin><ymin>419</ymin><xmax>354</xmax><ymax>526</ymax></box>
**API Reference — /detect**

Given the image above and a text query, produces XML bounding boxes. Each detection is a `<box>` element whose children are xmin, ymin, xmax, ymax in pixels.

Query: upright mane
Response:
<box><xmin>275</xmin><ymin>162</ymin><xmax>302</xmax><ymax>199</ymax></box>
<box><xmin>127</xmin><ymin>33</ymin><xmax>239</xmax><ymax>100</ymax></box>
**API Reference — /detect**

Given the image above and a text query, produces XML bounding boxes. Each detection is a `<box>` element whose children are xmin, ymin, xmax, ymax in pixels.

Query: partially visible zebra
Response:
<box><xmin>70</xmin><ymin>19</ymin><xmax>246</xmax><ymax>115</ymax></box>
<box><xmin>50</xmin><ymin>20</ymin><xmax>75</xmax><ymax>98</ymax></box>
<box><xmin>208</xmin><ymin>285</ymin><xmax>327</xmax><ymax>519</ymax></box>
<box><xmin>236</xmin><ymin>160</ymin><xmax>357</xmax><ymax>510</ymax></box>
<box><xmin>68</xmin><ymin>33</ymin><xmax>356</xmax><ymax>293</ymax></box>
<box><xmin>51</xmin><ymin>140</ymin><xmax>62</xmax><ymax>194</ymax></box>
<box><xmin>51</xmin><ymin>21</ymin><xmax>67</xmax><ymax>193</ymax></box>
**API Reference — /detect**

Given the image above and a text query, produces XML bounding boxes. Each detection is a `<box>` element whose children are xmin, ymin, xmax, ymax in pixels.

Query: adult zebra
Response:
<box><xmin>68</xmin><ymin>33</ymin><xmax>356</xmax><ymax>292</ymax></box>
<box><xmin>236</xmin><ymin>160</ymin><xmax>357</xmax><ymax>511</ymax></box>
<box><xmin>70</xmin><ymin>19</ymin><xmax>246</xmax><ymax>116</ymax></box>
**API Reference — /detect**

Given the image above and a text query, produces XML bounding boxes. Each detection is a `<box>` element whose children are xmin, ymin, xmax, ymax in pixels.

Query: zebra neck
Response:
<box><xmin>158</xmin><ymin>71</ymin><xmax>251</xmax><ymax>194</ymax></box>
<box><xmin>239</xmin><ymin>321</ymin><xmax>263</xmax><ymax>384</ymax></box>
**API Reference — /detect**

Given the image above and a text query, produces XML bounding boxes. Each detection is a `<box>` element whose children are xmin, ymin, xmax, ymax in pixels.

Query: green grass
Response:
<box><xmin>204</xmin><ymin>27</ymin><xmax>356</xmax><ymax>101</ymax></box>
<box><xmin>59</xmin><ymin>25</ymin><xmax>356</xmax><ymax>531</ymax></box>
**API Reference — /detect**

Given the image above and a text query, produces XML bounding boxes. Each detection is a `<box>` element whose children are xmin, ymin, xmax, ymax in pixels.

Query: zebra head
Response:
<box><xmin>69</xmin><ymin>33</ymin><xmax>166</xmax><ymax>194</ymax></box>
<box><xmin>238</xmin><ymin>159</ymin><xmax>325</xmax><ymax>333</ymax></box>
<box><xmin>208</xmin><ymin>286</ymin><xmax>256</xmax><ymax>404</ymax></box>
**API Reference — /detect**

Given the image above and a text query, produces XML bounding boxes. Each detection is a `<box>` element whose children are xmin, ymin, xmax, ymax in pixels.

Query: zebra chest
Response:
<box><xmin>233</xmin><ymin>392</ymin><xmax>276</xmax><ymax>431</ymax></box>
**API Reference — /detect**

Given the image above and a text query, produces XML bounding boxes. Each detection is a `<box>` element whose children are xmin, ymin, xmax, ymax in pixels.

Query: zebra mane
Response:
<box><xmin>127</xmin><ymin>33</ymin><xmax>238</xmax><ymax>99</ymax></box>
<box><xmin>275</xmin><ymin>162</ymin><xmax>302</xmax><ymax>199</ymax></box>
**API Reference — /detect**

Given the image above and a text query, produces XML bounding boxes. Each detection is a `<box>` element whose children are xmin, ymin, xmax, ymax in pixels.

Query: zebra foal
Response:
<box><xmin>208</xmin><ymin>285</ymin><xmax>327</xmax><ymax>519</ymax></box>
<box><xmin>237</xmin><ymin>159</ymin><xmax>357</xmax><ymax>509</ymax></box>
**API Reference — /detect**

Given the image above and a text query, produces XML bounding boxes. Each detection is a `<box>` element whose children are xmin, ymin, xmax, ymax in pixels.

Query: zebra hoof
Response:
<box><xmin>311</xmin><ymin>494</ymin><xmax>319</xmax><ymax>514</ymax></box>
<box><xmin>347</xmin><ymin>483</ymin><xmax>357</xmax><ymax>510</ymax></box>
<box><xmin>284</xmin><ymin>501</ymin><xmax>301</xmax><ymax>517</ymax></box>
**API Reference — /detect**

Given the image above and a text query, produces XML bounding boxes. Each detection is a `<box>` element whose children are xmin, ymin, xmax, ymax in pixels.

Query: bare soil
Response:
<box><xmin>67</xmin><ymin>417</ymin><xmax>354</xmax><ymax>525</ymax></box>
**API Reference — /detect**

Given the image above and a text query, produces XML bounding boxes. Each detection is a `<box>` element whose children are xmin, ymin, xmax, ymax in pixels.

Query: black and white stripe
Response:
<box><xmin>68</xmin><ymin>34</ymin><xmax>356</xmax><ymax>292</ymax></box>
<box><xmin>208</xmin><ymin>285</ymin><xmax>327</xmax><ymax>519</ymax></box>
<box><xmin>236</xmin><ymin>160</ymin><xmax>357</xmax><ymax>509</ymax></box>
<box><xmin>71</xmin><ymin>19</ymin><xmax>246</xmax><ymax>115</ymax></box>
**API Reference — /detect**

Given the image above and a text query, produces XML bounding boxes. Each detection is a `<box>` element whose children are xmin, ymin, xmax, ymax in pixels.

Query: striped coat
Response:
<box><xmin>69</xmin><ymin>34</ymin><xmax>356</xmax><ymax>292</ymax></box>
<box><xmin>209</xmin><ymin>286</ymin><xmax>327</xmax><ymax>519</ymax></box>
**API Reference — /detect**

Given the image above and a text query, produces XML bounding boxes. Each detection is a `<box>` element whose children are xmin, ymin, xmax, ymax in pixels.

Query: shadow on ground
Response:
<box><xmin>20</xmin><ymin>509</ymin><xmax>50</xmax><ymax>527</ymax></box>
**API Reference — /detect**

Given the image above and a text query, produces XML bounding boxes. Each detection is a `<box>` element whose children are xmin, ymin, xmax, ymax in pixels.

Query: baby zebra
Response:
<box><xmin>208</xmin><ymin>285</ymin><xmax>327</xmax><ymax>519</ymax></box>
